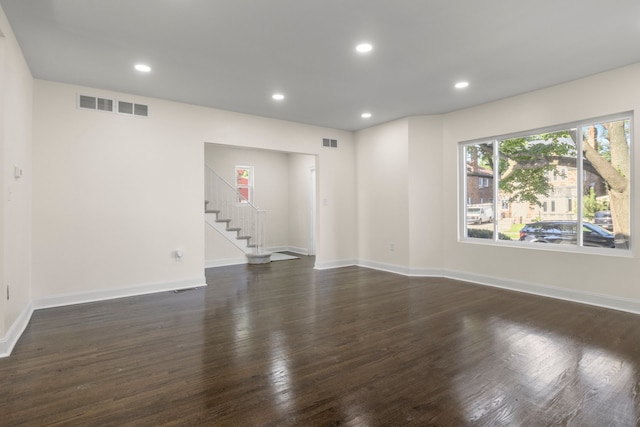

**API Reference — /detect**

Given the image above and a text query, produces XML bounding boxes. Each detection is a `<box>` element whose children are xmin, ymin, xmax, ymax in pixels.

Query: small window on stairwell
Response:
<box><xmin>235</xmin><ymin>166</ymin><xmax>253</xmax><ymax>204</ymax></box>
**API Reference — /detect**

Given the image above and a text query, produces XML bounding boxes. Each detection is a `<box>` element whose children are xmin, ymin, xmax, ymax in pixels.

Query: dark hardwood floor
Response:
<box><xmin>2</xmin><ymin>254</ymin><xmax>640</xmax><ymax>426</ymax></box>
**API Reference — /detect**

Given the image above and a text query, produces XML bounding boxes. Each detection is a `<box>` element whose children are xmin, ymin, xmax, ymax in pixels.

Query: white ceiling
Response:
<box><xmin>2</xmin><ymin>0</ymin><xmax>640</xmax><ymax>131</ymax></box>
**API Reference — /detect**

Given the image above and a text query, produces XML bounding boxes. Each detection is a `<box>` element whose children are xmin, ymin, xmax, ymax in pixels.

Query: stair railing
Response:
<box><xmin>205</xmin><ymin>166</ymin><xmax>266</xmax><ymax>254</ymax></box>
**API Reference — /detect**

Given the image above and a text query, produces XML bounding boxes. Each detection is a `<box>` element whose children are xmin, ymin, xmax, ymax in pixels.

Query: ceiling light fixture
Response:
<box><xmin>134</xmin><ymin>64</ymin><xmax>151</xmax><ymax>72</ymax></box>
<box><xmin>454</xmin><ymin>81</ymin><xmax>469</xmax><ymax>89</ymax></box>
<box><xmin>272</xmin><ymin>93</ymin><xmax>285</xmax><ymax>101</ymax></box>
<box><xmin>361</xmin><ymin>112</ymin><xmax>372</xmax><ymax>119</ymax></box>
<box><xmin>356</xmin><ymin>43</ymin><xmax>373</xmax><ymax>53</ymax></box>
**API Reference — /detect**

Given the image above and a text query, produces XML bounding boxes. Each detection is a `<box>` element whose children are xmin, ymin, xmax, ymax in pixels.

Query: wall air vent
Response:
<box><xmin>118</xmin><ymin>100</ymin><xmax>149</xmax><ymax>117</ymax></box>
<box><xmin>78</xmin><ymin>94</ymin><xmax>114</xmax><ymax>112</ymax></box>
<box><xmin>322</xmin><ymin>138</ymin><xmax>338</xmax><ymax>148</ymax></box>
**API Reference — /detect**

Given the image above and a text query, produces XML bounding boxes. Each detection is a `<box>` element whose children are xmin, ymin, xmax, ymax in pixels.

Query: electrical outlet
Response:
<box><xmin>389</xmin><ymin>243</ymin><xmax>395</xmax><ymax>252</ymax></box>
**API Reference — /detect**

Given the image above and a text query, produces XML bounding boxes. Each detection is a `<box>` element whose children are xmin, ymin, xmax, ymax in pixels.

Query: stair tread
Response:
<box><xmin>226</xmin><ymin>227</ymin><xmax>241</xmax><ymax>232</ymax></box>
<box><xmin>237</xmin><ymin>236</ymin><xmax>251</xmax><ymax>240</ymax></box>
<box><xmin>205</xmin><ymin>209</ymin><xmax>220</xmax><ymax>213</ymax></box>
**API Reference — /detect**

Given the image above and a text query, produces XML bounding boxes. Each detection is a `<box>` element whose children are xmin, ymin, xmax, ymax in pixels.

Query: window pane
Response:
<box><xmin>460</xmin><ymin>115</ymin><xmax>631</xmax><ymax>252</ymax></box>
<box><xmin>465</xmin><ymin>142</ymin><xmax>495</xmax><ymax>240</ymax></box>
<box><xmin>499</xmin><ymin>129</ymin><xmax>578</xmax><ymax>246</ymax></box>
<box><xmin>238</xmin><ymin>187</ymin><xmax>250</xmax><ymax>203</ymax></box>
<box><xmin>237</xmin><ymin>168</ymin><xmax>249</xmax><ymax>185</ymax></box>
<box><xmin>582</xmin><ymin>119</ymin><xmax>630</xmax><ymax>249</ymax></box>
<box><xmin>235</xmin><ymin>166</ymin><xmax>253</xmax><ymax>204</ymax></box>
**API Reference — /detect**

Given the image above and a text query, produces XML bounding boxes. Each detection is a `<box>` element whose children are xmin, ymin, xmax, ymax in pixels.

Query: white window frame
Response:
<box><xmin>459</xmin><ymin>112</ymin><xmax>633</xmax><ymax>255</ymax></box>
<box><xmin>235</xmin><ymin>165</ymin><xmax>254</xmax><ymax>204</ymax></box>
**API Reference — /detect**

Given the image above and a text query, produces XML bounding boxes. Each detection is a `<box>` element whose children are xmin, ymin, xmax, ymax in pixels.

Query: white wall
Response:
<box><xmin>355</xmin><ymin>119</ymin><xmax>410</xmax><ymax>270</ymax></box>
<box><xmin>354</xmin><ymin>116</ymin><xmax>446</xmax><ymax>275</ymax></box>
<box><xmin>441</xmin><ymin>64</ymin><xmax>640</xmax><ymax>307</ymax></box>
<box><xmin>0</xmin><ymin>6</ymin><xmax>33</xmax><ymax>348</ymax></box>
<box><xmin>288</xmin><ymin>153</ymin><xmax>317</xmax><ymax>254</ymax></box>
<box><xmin>407</xmin><ymin>115</ymin><xmax>444</xmax><ymax>273</ymax></box>
<box><xmin>32</xmin><ymin>80</ymin><xmax>357</xmax><ymax>300</ymax></box>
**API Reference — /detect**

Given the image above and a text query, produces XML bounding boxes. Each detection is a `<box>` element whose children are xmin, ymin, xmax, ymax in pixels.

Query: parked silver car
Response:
<box><xmin>593</xmin><ymin>211</ymin><xmax>613</xmax><ymax>231</ymax></box>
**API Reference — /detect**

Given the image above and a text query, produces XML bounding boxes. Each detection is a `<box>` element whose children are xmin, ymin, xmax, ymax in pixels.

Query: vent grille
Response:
<box><xmin>134</xmin><ymin>103</ymin><xmax>148</xmax><ymax>117</ymax></box>
<box><xmin>79</xmin><ymin>95</ymin><xmax>114</xmax><ymax>112</ymax></box>
<box><xmin>97</xmin><ymin>98</ymin><xmax>113</xmax><ymax>111</ymax></box>
<box><xmin>77</xmin><ymin>94</ymin><xmax>148</xmax><ymax>117</ymax></box>
<box><xmin>118</xmin><ymin>101</ymin><xmax>134</xmax><ymax>115</ymax></box>
<box><xmin>118</xmin><ymin>100</ymin><xmax>149</xmax><ymax>117</ymax></box>
<box><xmin>322</xmin><ymin>138</ymin><xmax>338</xmax><ymax>148</ymax></box>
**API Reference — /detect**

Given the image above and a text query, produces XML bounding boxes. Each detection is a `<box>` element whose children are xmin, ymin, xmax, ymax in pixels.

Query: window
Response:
<box><xmin>461</xmin><ymin>114</ymin><xmax>631</xmax><ymax>250</ymax></box>
<box><xmin>235</xmin><ymin>166</ymin><xmax>253</xmax><ymax>204</ymax></box>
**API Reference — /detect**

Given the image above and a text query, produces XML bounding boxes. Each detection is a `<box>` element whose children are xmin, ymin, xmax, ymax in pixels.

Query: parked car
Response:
<box><xmin>519</xmin><ymin>221</ymin><xmax>615</xmax><ymax>248</ymax></box>
<box><xmin>593</xmin><ymin>210</ymin><xmax>613</xmax><ymax>231</ymax></box>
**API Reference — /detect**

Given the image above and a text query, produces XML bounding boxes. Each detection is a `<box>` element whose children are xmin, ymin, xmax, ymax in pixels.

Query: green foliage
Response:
<box><xmin>583</xmin><ymin>187</ymin><xmax>606</xmax><ymax>221</ymax></box>
<box><xmin>467</xmin><ymin>229</ymin><xmax>512</xmax><ymax>240</ymax></box>
<box><xmin>498</xmin><ymin>131</ymin><xmax>575</xmax><ymax>206</ymax></box>
<box><xmin>499</xmin><ymin>167</ymin><xmax>553</xmax><ymax>206</ymax></box>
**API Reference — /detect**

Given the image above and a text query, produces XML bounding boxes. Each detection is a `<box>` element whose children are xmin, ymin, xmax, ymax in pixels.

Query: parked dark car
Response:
<box><xmin>519</xmin><ymin>221</ymin><xmax>615</xmax><ymax>248</ymax></box>
<box><xmin>593</xmin><ymin>210</ymin><xmax>613</xmax><ymax>231</ymax></box>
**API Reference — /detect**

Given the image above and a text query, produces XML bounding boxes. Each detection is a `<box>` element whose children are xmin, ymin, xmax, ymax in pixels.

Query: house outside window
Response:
<box><xmin>460</xmin><ymin>114</ymin><xmax>631</xmax><ymax>251</ymax></box>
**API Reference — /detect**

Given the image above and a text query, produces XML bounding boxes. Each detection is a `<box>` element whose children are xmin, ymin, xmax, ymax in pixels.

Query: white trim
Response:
<box><xmin>357</xmin><ymin>259</ymin><xmax>413</xmax><ymax>276</ymax></box>
<box><xmin>443</xmin><ymin>268</ymin><xmax>640</xmax><ymax>315</ymax></box>
<box><xmin>265</xmin><ymin>245</ymin><xmax>291</xmax><ymax>253</ymax></box>
<box><xmin>32</xmin><ymin>277</ymin><xmax>206</xmax><ymax>310</ymax></box>
<box><xmin>314</xmin><ymin>258</ymin><xmax>358</xmax><ymax>270</ymax></box>
<box><xmin>317</xmin><ymin>258</ymin><xmax>445</xmax><ymax>277</ymax></box>
<box><xmin>204</xmin><ymin>247</ymin><xmax>310</xmax><ymax>268</ymax></box>
<box><xmin>1</xmin><ymin>277</ymin><xmax>206</xmax><ymax>358</ymax></box>
<box><xmin>345</xmin><ymin>259</ymin><xmax>640</xmax><ymax>315</ymax></box>
<box><xmin>205</xmin><ymin>257</ymin><xmax>247</xmax><ymax>268</ymax></box>
<box><xmin>0</xmin><ymin>302</ymin><xmax>34</xmax><ymax>358</ymax></box>
<box><xmin>309</xmin><ymin>167</ymin><xmax>317</xmax><ymax>256</ymax></box>
<box><xmin>267</xmin><ymin>245</ymin><xmax>309</xmax><ymax>255</ymax></box>
<box><xmin>407</xmin><ymin>267</ymin><xmax>446</xmax><ymax>277</ymax></box>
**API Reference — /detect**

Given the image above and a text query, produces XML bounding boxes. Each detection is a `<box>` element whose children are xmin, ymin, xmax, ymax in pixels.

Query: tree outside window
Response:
<box><xmin>462</xmin><ymin>114</ymin><xmax>631</xmax><ymax>250</ymax></box>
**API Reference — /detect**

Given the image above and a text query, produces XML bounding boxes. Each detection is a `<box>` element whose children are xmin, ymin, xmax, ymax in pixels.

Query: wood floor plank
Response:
<box><xmin>1</xmin><ymin>255</ymin><xmax>640</xmax><ymax>426</ymax></box>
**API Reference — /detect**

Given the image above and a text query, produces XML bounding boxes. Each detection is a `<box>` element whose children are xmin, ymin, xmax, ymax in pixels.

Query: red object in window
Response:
<box><xmin>238</xmin><ymin>187</ymin><xmax>249</xmax><ymax>201</ymax></box>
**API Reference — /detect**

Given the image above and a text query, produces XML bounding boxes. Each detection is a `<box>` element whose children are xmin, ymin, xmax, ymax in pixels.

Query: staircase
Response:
<box><xmin>205</xmin><ymin>166</ymin><xmax>271</xmax><ymax>264</ymax></box>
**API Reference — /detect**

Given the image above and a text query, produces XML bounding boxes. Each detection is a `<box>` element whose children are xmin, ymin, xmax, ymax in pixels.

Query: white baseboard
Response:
<box><xmin>5</xmin><ymin>262</ymin><xmax>638</xmax><ymax>359</ymax></box>
<box><xmin>1</xmin><ymin>277</ymin><xmax>207</xmax><ymax>358</ymax></box>
<box><xmin>314</xmin><ymin>258</ymin><xmax>358</xmax><ymax>270</ymax></box>
<box><xmin>204</xmin><ymin>248</ymin><xmax>310</xmax><ymax>269</ymax></box>
<box><xmin>0</xmin><ymin>302</ymin><xmax>34</xmax><ymax>358</ymax></box>
<box><xmin>205</xmin><ymin>257</ymin><xmax>247</xmax><ymax>268</ymax></box>
<box><xmin>357</xmin><ymin>259</ymin><xmax>444</xmax><ymax>277</ymax></box>
<box><xmin>33</xmin><ymin>277</ymin><xmax>207</xmax><ymax>310</ymax></box>
<box><xmin>444</xmin><ymin>269</ymin><xmax>640</xmax><ymax>315</ymax></box>
<box><xmin>267</xmin><ymin>246</ymin><xmax>309</xmax><ymax>255</ymax></box>
<box><xmin>316</xmin><ymin>258</ymin><xmax>640</xmax><ymax>315</ymax></box>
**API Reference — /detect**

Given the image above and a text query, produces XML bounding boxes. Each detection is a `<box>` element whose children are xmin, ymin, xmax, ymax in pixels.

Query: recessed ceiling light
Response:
<box><xmin>356</xmin><ymin>43</ymin><xmax>373</xmax><ymax>53</ymax></box>
<box><xmin>361</xmin><ymin>112</ymin><xmax>372</xmax><ymax>119</ymax></box>
<box><xmin>272</xmin><ymin>93</ymin><xmax>285</xmax><ymax>101</ymax></box>
<box><xmin>455</xmin><ymin>81</ymin><xmax>469</xmax><ymax>89</ymax></box>
<box><xmin>134</xmin><ymin>64</ymin><xmax>151</xmax><ymax>72</ymax></box>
